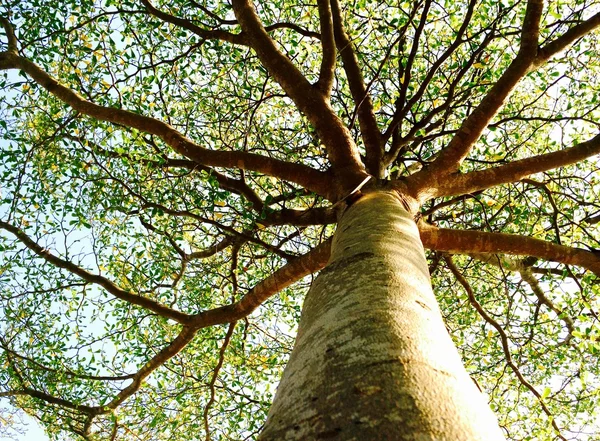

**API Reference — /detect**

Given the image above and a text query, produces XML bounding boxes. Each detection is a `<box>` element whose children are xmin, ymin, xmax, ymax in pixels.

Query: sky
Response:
<box><xmin>0</xmin><ymin>57</ymin><xmax>51</xmax><ymax>441</ymax></box>
<box><xmin>16</xmin><ymin>417</ymin><xmax>49</xmax><ymax>441</ymax></box>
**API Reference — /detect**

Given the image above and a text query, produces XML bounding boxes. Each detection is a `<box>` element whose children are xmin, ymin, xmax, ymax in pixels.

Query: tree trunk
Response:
<box><xmin>259</xmin><ymin>191</ymin><xmax>505</xmax><ymax>440</ymax></box>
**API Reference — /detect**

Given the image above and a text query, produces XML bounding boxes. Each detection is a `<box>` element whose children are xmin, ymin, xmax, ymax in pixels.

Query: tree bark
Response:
<box><xmin>259</xmin><ymin>191</ymin><xmax>505</xmax><ymax>440</ymax></box>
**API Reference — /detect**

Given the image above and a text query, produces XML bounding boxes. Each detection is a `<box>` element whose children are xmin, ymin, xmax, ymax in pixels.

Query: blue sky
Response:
<box><xmin>17</xmin><ymin>417</ymin><xmax>50</xmax><ymax>441</ymax></box>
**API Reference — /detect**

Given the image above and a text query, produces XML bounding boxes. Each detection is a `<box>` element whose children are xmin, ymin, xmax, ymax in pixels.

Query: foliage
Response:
<box><xmin>0</xmin><ymin>0</ymin><xmax>599</xmax><ymax>440</ymax></box>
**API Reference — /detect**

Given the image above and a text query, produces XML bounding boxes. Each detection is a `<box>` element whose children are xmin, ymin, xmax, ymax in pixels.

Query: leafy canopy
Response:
<box><xmin>0</xmin><ymin>0</ymin><xmax>599</xmax><ymax>440</ymax></box>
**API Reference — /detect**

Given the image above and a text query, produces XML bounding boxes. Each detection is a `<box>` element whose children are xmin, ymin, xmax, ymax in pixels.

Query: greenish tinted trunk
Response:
<box><xmin>259</xmin><ymin>191</ymin><xmax>505</xmax><ymax>441</ymax></box>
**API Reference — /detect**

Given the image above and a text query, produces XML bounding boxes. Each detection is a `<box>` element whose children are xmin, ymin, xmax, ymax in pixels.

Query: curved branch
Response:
<box><xmin>2</xmin><ymin>325</ymin><xmax>199</xmax><ymax>427</ymax></box>
<box><xmin>315</xmin><ymin>0</ymin><xmax>336</xmax><ymax>95</ymax></box>
<box><xmin>78</xmin><ymin>134</ymin><xmax>267</xmax><ymax>211</ymax></box>
<box><xmin>140</xmin><ymin>0</ymin><xmax>247</xmax><ymax>45</ymax></box>
<box><xmin>518</xmin><ymin>264</ymin><xmax>574</xmax><ymax>346</ymax></box>
<box><xmin>129</xmin><ymin>200</ymin><xmax>296</xmax><ymax>260</ymax></box>
<box><xmin>0</xmin><ymin>388</ymin><xmax>100</xmax><ymax>415</ymax></box>
<box><xmin>265</xmin><ymin>22</ymin><xmax>320</xmax><ymax>39</ymax></box>
<box><xmin>414</xmin><ymin>4</ymin><xmax>600</xmax><ymax>197</ymax></box>
<box><xmin>383</xmin><ymin>0</ymin><xmax>478</xmax><ymax>145</ymax></box>
<box><xmin>187</xmin><ymin>0</ymin><xmax>323</xmax><ymax>39</ymax></box>
<box><xmin>434</xmin><ymin>132</ymin><xmax>600</xmax><ymax>198</ymax></box>
<box><xmin>189</xmin><ymin>0</ymin><xmax>237</xmax><ymax>25</ymax></box>
<box><xmin>0</xmin><ymin>16</ymin><xmax>17</xmax><ymax>53</ymax></box>
<box><xmin>189</xmin><ymin>238</ymin><xmax>332</xmax><ymax>328</ymax></box>
<box><xmin>419</xmin><ymin>222</ymin><xmax>600</xmax><ymax>276</ymax></box>
<box><xmin>537</xmin><ymin>11</ymin><xmax>600</xmax><ymax>64</ymax></box>
<box><xmin>203</xmin><ymin>322</ymin><xmax>236</xmax><ymax>441</ymax></box>
<box><xmin>443</xmin><ymin>255</ymin><xmax>567</xmax><ymax>441</ymax></box>
<box><xmin>420</xmin><ymin>0</ymin><xmax>544</xmax><ymax>179</ymax></box>
<box><xmin>229</xmin><ymin>0</ymin><xmax>315</xmax><ymax>102</ymax></box>
<box><xmin>383</xmin><ymin>0</ymin><xmax>431</xmax><ymax>143</ymax></box>
<box><xmin>467</xmin><ymin>253</ymin><xmax>574</xmax><ymax>345</ymax></box>
<box><xmin>231</xmin><ymin>0</ymin><xmax>366</xmax><ymax>187</ymax></box>
<box><xmin>330</xmin><ymin>0</ymin><xmax>382</xmax><ymax>176</ymax></box>
<box><xmin>0</xmin><ymin>51</ymin><xmax>332</xmax><ymax>197</ymax></box>
<box><xmin>102</xmin><ymin>326</ymin><xmax>197</xmax><ymax>410</ymax></box>
<box><xmin>0</xmin><ymin>340</ymin><xmax>136</xmax><ymax>382</ymax></box>
<box><xmin>0</xmin><ymin>220</ymin><xmax>192</xmax><ymax>324</ymax></box>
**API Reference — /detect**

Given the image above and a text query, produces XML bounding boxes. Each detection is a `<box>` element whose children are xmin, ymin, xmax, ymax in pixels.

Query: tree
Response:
<box><xmin>0</xmin><ymin>0</ymin><xmax>599</xmax><ymax>439</ymax></box>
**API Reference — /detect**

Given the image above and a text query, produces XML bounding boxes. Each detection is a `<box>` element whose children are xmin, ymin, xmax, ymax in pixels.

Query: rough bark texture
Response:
<box><xmin>259</xmin><ymin>191</ymin><xmax>505</xmax><ymax>440</ymax></box>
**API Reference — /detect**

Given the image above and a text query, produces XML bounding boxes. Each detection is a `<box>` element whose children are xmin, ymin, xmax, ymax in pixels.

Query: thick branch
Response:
<box><xmin>0</xmin><ymin>16</ymin><xmax>17</xmax><ymax>53</ymax></box>
<box><xmin>419</xmin><ymin>222</ymin><xmax>600</xmax><ymax>276</ymax></box>
<box><xmin>413</xmin><ymin>4</ymin><xmax>600</xmax><ymax>198</ymax></box>
<box><xmin>537</xmin><ymin>11</ymin><xmax>600</xmax><ymax>64</ymax></box>
<box><xmin>434</xmin><ymin>132</ymin><xmax>600</xmax><ymax>198</ymax></box>
<box><xmin>188</xmin><ymin>238</ymin><xmax>332</xmax><ymax>328</ymax></box>
<box><xmin>230</xmin><ymin>0</ymin><xmax>366</xmax><ymax>186</ymax></box>
<box><xmin>0</xmin><ymin>389</ymin><xmax>100</xmax><ymax>415</ymax></box>
<box><xmin>0</xmin><ymin>51</ymin><xmax>332</xmax><ymax>197</ymax></box>
<box><xmin>519</xmin><ymin>0</ymin><xmax>544</xmax><ymax>54</ymax></box>
<box><xmin>264</xmin><ymin>206</ymin><xmax>337</xmax><ymax>226</ymax></box>
<box><xmin>0</xmin><ymin>220</ymin><xmax>192</xmax><ymax>323</ymax></box>
<box><xmin>330</xmin><ymin>0</ymin><xmax>382</xmax><ymax>177</ymax></box>
<box><xmin>140</xmin><ymin>0</ymin><xmax>247</xmax><ymax>45</ymax></box>
<box><xmin>421</xmin><ymin>0</ymin><xmax>544</xmax><ymax>178</ymax></box>
<box><xmin>229</xmin><ymin>0</ymin><xmax>314</xmax><ymax>100</ymax></box>
<box><xmin>315</xmin><ymin>0</ymin><xmax>336</xmax><ymax>95</ymax></box>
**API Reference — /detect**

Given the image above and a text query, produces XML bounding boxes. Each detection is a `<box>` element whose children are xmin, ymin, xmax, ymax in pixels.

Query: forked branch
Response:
<box><xmin>330</xmin><ymin>0</ymin><xmax>383</xmax><ymax>176</ymax></box>
<box><xmin>0</xmin><ymin>17</ymin><xmax>333</xmax><ymax>197</ymax></box>
<box><xmin>537</xmin><ymin>11</ymin><xmax>600</xmax><ymax>65</ymax></box>
<box><xmin>444</xmin><ymin>255</ymin><xmax>567</xmax><ymax>441</ymax></box>
<box><xmin>188</xmin><ymin>238</ymin><xmax>332</xmax><ymax>328</ymax></box>
<box><xmin>230</xmin><ymin>0</ymin><xmax>366</xmax><ymax>184</ymax></box>
<box><xmin>0</xmin><ymin>325</ymin><xmax>197</xmax><ymax>419</ymax></box>
<box><xmin>140</xmin><ymin>0</ymin><xmax>247</xmax><ymax>45</ymax></box>
<box><xmin>414</xmin><ymin>2</ymin><xmax>600</xmax><ymax>196</ymax></box>
<box><xmin>0</xmin><ymin>220</ymin><xmax>192</xmax><ymax>323</ymax></box>
<box><xmin>467</xmin><ymin>253</ymin><xmax>574</xmax><ymax>345</ymax></box>
<box><xmin>423</xmin><ymin>0</ymin><xmax>544</xmax><ymax>177</ymax></box>
<box><xmin>0</xmin><ymin>232</ymin><xmax>332</xmax><ymax>429</ymax></box>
